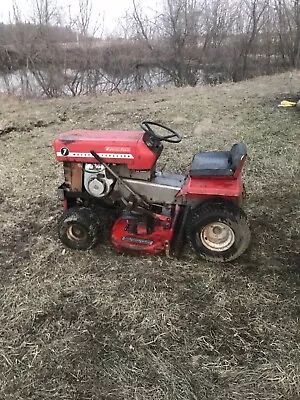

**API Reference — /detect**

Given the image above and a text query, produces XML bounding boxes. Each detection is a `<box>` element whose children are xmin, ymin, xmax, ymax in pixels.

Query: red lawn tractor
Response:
<box><xmin>53</xmin><ymin>122</ymin><xmax>250</xmax><ymax>262</ymax></box>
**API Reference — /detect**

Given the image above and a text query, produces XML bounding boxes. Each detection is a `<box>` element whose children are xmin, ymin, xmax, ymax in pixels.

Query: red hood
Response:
<box><xmin>53</xmin><ymin>129</ymin><xmax>157</xmax><ymax>170</ymax></box>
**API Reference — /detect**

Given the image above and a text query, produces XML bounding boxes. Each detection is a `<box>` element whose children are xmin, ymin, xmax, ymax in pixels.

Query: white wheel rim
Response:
<box><xmin>66</xmin><ymin>225</ymin><xmax>87</xmax><ymax>242</ymax></box>
<box><xmin>200</xmin><ymin>222</ymin><xmax>235</xmax><ymax>252</ymax></box>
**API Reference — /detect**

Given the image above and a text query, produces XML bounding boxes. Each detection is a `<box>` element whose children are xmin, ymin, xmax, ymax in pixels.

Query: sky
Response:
<box><xmin>0</xmin><ymin>0</ymin><xmax>159</xmax><ymax>35</ymax></box>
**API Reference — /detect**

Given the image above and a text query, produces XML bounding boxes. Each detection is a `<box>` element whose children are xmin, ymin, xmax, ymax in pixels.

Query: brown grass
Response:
<box><xmin>0</xmin><ymin>72</ymin><xmax>299</xmax><ymax>399</ymax></box>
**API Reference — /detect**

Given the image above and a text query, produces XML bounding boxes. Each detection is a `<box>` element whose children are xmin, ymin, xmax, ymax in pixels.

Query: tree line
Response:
<box><xmin>0</xmin><ymin>0</ymin><xmax>300</xmax><ymax>97</ymax></box>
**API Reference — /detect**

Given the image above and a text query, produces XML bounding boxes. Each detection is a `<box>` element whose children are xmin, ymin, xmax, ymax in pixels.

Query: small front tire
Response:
<box><xmin>186</xmin><ymin>201</ymin><xmax>251</xmax><ymax>262</ymax></box>
<box><xmin>58</xmin><ymin>207</ymin><xmax>101</xmax><ymax>250</ymax></box>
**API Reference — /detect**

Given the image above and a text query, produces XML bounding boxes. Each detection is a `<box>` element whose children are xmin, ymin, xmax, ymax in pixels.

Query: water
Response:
<box><xmin>0</xmin><ymin>68</ymin><xmax>174</xmax><ymax>97</ymax></box>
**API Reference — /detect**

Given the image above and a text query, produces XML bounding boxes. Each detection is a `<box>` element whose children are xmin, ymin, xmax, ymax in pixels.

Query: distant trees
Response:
<box><xmin>275</xmin><ymin>0</ymin><xmax>300</xmax><ymax>67</ymax></box>
<box><xmin>132</xmin><ymin>0</ymin><xmax>215</xmax><ymax>87</ymax></box>
<box><xmin>131</xmin><ymin>0</ymin><xmax>300</xmax><ymax>85</ymax></box>
<box><xmin>1</xmin><ymin>0</ymin><xmax>300</xmax><ymax>97</ymax></box>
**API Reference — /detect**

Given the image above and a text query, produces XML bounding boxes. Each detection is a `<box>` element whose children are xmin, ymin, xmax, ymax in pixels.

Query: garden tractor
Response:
<box><xmin>53</xmin><ymin>121</ymin><xmax>251</xmax><ymax>262</ymax></box>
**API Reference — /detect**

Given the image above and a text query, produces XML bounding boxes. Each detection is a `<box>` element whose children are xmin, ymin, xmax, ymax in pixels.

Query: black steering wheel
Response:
<box><xmin>141</xmin><ymin>121</ymin><xmax>182</xmax><ymax>143</ymax></box>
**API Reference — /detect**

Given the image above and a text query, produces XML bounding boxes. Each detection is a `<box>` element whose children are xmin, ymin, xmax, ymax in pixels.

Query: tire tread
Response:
<box><xmin>186</xmin><ymin>200</ymin><xmax>251</xmax><ymax>262</ymax></box>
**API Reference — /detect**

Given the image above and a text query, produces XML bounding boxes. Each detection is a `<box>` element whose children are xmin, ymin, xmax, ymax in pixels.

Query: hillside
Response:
<box><xmin>0</xmin><ymin>73</ymin><xmax>299</xmax><ymax>399</ymax></box>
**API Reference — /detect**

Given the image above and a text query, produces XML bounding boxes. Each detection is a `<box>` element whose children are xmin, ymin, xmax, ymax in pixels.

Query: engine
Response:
<box><xmin>84</xmin><ymin>163</ymin><xmax>115</xmax><ymax>198</ymax></box>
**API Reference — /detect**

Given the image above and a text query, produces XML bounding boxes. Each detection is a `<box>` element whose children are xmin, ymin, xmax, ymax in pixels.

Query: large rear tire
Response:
<box><xmin>186</xmin><ymin>201</ymin><xmax>250</xmax><ymax>262</ymax></box>
<box><xmin>58</xmin><ymin>207</ymin><xmax>101</xmax><ymax>250</ymax></box>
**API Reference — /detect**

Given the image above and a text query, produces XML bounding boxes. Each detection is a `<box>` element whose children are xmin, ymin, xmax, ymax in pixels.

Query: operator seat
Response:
<box><xmin>189</xmin><ymin>142</ymin><xmax>247</xmax><ymax>177</ymax></box>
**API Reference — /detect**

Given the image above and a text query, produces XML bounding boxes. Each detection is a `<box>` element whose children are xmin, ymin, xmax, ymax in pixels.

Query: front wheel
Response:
<box><xmin>58</xmin><ymin>207</ymin><xmax>102</xmax><ymax>250</ymax></box>
<box><xmin>186</xmin><ymin>201</ymin><xmax>251</xmax><ymax>262</ymax></box>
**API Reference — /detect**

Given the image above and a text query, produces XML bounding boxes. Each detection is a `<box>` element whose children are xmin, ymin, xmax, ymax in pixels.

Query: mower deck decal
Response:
<box><xmin>56</xmin><ymin>152</ymin><xmax>134</xmax><ymax>159</ymax></box>
<box><xmin>122</xmin><ymin>236</ymin><xmax>154</xmax><ymax>245</ymax></box>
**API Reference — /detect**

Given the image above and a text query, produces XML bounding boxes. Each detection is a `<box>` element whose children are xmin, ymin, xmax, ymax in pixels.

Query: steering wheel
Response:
<box><xmin>141</xmin><ymin>121</ymin><xmax>182</xmax><ymax>143</ymax></box>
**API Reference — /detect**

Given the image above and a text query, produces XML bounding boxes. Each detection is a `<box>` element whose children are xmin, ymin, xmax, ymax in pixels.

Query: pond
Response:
<box><xmin>0</xmin><ymin>68</ymin><xmax>179</xmax><ymax>96</ymax></box>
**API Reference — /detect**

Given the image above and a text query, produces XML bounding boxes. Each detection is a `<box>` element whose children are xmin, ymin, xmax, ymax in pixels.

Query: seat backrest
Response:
<box><xmin>230</xmin><ymin>142</ymin><xmax>247</xmax><ymax>171</ymax></box>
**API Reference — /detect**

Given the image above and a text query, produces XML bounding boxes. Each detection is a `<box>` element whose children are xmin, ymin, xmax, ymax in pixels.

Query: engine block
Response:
<box><xmin>84</xmin><ymin>163</ymin><xmax>114</xmax><ymax>198</ymax></box>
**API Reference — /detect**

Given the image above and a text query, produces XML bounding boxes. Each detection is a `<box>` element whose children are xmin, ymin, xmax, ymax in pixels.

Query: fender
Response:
<box><xmin>177</xmin><ymin>155</ymin><xmax>246</xmax><ymax>202</ymax></box>
<box><xmin>177</xmin><ymin>176</ymin><xmax>244</xmax><ymax>203</ymax></box>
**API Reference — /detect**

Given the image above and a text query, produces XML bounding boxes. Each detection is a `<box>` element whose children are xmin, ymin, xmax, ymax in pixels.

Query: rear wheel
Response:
<box><xmin>186</xmin><ymin>201</ymin><xmax>250</xmax><ymax>262</ymax></box>
<box><xmin>58</xmin><ymin>207</ymin><xmax>101</xmax><ymax>250</ymax></box>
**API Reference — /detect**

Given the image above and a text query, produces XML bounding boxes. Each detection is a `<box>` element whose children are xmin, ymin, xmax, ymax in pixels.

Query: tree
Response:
<box><xmin>132</xmin><ymin>0</ymin><xmax>207</xmax><ymax>87</ymax></box>
<box><xmin>274</xmin><ymin>0</ymin><xmax>300</xmax><ymax>67</ymax></box>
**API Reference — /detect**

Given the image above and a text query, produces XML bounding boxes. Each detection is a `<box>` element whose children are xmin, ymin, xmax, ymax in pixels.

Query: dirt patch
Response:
<box><xmin>0</xmin><ymin>119</ymin><xmax>57</xmax><ymax>137</ymax></box>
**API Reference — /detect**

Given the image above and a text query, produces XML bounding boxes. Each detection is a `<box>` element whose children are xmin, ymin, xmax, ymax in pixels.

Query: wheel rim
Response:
<box><xmin>200</xmin><ymin>222</ymin><xmax>235</xmax><ymax>252</ymax></box>
<box><xmin>66</xmin><ymin>224</ymin><xmax>87</xmax><ymax>242</ymax></box>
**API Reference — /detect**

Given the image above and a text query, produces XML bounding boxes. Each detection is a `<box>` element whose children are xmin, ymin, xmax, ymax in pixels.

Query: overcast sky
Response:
<box><xmin>0</xmin><ymin>0</ymin><xmax>159</xmax><ymax>34</ymax></box>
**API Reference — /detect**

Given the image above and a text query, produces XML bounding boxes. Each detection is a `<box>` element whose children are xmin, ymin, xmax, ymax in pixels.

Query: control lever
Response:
<box><xmin>90</xmin><ymin>150</ymin><xmax>150</xmax><ymax>209</ymax></box>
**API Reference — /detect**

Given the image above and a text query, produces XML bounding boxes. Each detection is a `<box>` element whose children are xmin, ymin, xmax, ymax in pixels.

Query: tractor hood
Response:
<box><xmin>53</xmin><ymin>129</ymin><xmax>158</xmax><ymax>170</ymax></box>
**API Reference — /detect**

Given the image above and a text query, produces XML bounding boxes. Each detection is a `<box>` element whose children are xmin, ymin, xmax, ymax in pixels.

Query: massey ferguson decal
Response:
<box><xmin>121</xmin><ymin>236</ymin><xmax>154</xmax><ymax>245</ymax></box>
<box><xmin>56</xmin><ymin>151</ymin><xmax>134</xmax><ymax>159</ymax></box>
<box><xmin>105</xmin><ymin>146</ymin><xmax>131</xmax><ymax>152</ymax></box>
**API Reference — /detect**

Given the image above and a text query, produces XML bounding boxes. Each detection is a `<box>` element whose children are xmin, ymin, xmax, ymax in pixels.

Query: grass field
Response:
<box><xmin>0</xmin><ymin>72</ymin><xmax>299</xmax><ymax>400</ymax></box>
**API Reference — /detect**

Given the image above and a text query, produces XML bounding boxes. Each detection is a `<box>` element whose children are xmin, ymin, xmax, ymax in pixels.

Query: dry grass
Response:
<box><xmin>0</xmin><ymin>72</ymin><xmax>299</xmax><ymax>399</ymax></box>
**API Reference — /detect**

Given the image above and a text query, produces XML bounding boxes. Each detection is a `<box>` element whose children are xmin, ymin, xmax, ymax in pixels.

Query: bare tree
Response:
<box><xmin>274</xmin><ymin>0</ymin><xmax>300</xmax><ymax>67</ymax></box>
<box><xmin>30</xmin><ymin>0</ymin><xmax>60</xmax><ymax>25</ymax></box>
<box><xmin>132</xmin><ymin>0</ymin><xmax>206</xmax><ymax>86</ymax></box>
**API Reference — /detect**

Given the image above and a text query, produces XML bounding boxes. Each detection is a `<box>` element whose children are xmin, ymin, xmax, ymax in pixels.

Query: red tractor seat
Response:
<box><xmin>190</xmin><ymin>142</ymin><xmax>247</xmax><ymax>177</ymax></box>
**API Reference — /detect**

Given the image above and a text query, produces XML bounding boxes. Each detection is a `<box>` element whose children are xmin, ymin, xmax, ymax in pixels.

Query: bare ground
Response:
<box><xmin>0</xmin><ymin>72</ymin><xmax>299</xmax><ymax>400</ymax></box>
